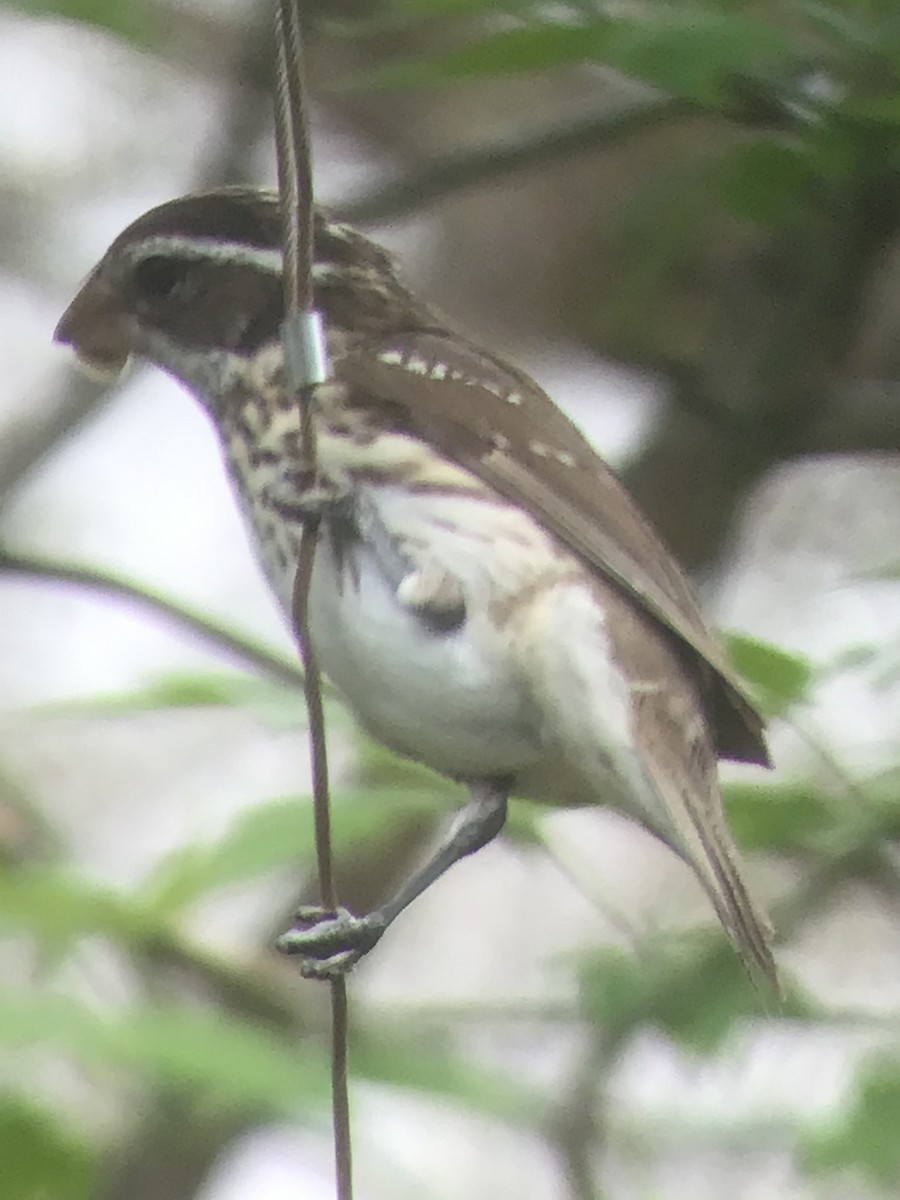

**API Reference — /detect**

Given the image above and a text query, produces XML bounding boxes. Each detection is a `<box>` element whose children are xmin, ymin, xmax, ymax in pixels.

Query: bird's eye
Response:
<box><xmin>132</xmin><ymin>255</ymin><xmax>191</xmax><ymax>302</ymax></box>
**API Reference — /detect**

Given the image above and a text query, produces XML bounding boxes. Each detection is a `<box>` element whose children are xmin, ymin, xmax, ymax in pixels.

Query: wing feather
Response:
<box><xmin>342</xmin><ymin>332</ymin><xmax>768</xmax><ymax>765</ymax></box>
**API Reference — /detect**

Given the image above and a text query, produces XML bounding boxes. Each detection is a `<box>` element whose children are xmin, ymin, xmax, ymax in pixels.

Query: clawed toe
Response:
<box><xmin>276</xmin><ymin>905</ymin><xmax>386</xmax><ymax>980</ymax></box>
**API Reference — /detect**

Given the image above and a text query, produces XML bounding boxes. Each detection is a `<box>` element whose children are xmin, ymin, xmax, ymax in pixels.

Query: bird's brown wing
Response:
<box><xmin>341</xmin><ymin>330</ymin><xmax>768</xmax><ymax>766</ymax></box>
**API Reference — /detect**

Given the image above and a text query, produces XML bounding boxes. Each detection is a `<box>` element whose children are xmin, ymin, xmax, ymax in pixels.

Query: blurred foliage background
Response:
<box><xmin>3</xmin><ymin>0</ymin><xmax>900</xmax><ymax>1197</ymax></box>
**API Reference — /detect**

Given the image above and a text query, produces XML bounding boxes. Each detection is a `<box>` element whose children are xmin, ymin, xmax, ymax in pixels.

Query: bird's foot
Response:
<box><xmin>262</xmin><ymin>474</ymin><xmax>351</xmax><ymax>524</ymax></box>
<box><xmin>275</xmin><ymin>905</ymin><xmax>387</xmax><ymax>980</ymax></box>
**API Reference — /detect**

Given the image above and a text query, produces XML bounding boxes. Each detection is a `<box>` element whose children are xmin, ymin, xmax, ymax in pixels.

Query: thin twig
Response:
<box><xmin>0</xmin><ymin>547</ymin><xmax>304</xmax><ymax>689</ymax></box>
<box><xmin>274</xmin><ymin>4</ymin><xmax>353</xmax><ymax>1197</ymax></box>
<box><xmin>337</xmin><ymin>70</ymin><xmax>803</xmax><ymax>229</ymax></box>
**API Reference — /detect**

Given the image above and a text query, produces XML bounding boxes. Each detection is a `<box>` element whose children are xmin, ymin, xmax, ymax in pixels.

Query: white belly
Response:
<box><xmin>233</xmin><ymin>470</ymin><xmax>654</xmax><ymax>817</ymax></box>
<box><xmin>304</xmin><ymin>533</ymin><xmax>542</xmax><ymax>777</ymax></box>
<box><xmin>247</xmin><ymin>481</ymin><xmax>556</xmax><ymax>779</ymax></box>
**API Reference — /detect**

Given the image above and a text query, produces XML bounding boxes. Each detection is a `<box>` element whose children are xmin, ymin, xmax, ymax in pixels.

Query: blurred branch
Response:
<box><xmin>625</xmin><ymin>165</ymin><xmax>900</xmax><ymax>569</ymax></box>
<box><xmin>97</xmin><ymin>1101</ymin><xmax>249</xmax><ymax>1200</ymax></box>
<box><xmin>142</xmin><ymin>927</ymin><xmax>316</xmax><ymax>1037</ymax></box>
<box><xmin>0</xmin><ymin>547</ymin><xmax>304</xmax><ymax>689</ymax></box>
<box><xmin>546</xmin><ymin>1028</ymin><xmax>611</xmax><ymax>1200</ymax></box>
<box><xmin>340</xmin><ymin>94</ymin><xmax>689</xmax><ymax>225</ymax></box>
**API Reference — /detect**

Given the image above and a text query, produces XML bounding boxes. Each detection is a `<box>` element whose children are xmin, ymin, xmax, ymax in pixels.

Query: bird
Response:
<box><xmin>54</xmin><ymin>186</ymin><xmax>776</xmax><ymax>987</ymax></box>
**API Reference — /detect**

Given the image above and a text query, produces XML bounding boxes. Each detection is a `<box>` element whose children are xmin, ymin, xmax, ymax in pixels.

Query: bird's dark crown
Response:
<box><xmin>109</xmin><ymin>187</ymin><xmax>395</xmax><ymax>278</ymax></box>
<box><xmin>58</xmin><ymin>187</ymin><xmax>435</xmax><ymax>373</ymax></box>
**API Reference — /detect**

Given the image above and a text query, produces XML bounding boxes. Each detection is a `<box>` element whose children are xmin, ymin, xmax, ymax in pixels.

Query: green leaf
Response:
<box><xmin>848</xmin><ymin>767</ymin><xmax>900</xmax><ymax>841</ymax></box>
<box><xmin>356</xmin><ymin>736</ymin><xmax>456</xmax><ymax>793</ymax></box>
<box><xmin>0</xmin><ymin>865</ymin><xmax>153</xmax><ymax>946</ymax></box>
<box><xmin>722</xmin><ymin>780</ymin><xmax>829</xmax><ymax>853</ymax></box>
<box><xmin>40</xmin><ymin>670</ymin><xmax>308</xmax><ymax>726</ymax></box>
<box><xmin>715</xmin><ymin>138</ymin><xmax>818</xmax><ymax>227</ymax></box>
<box><xmin>141</xmin><ymin>788</ymin><xmax>447</xmax><ymax>916</ymax></box>
<box><xmin>390</xmin><ymin>0</ymin><xmax>531</xmax><ymax>11</ymax></box>
<box><xmin>579</xmin><ymin>935</ymin><xmax>808</xmax><ymax>1051</ymax></box>
<box><xmin>725</xmin><ymin>634</ymin><xmax>814</xmax><ymax>714</ymax></box>
<box><xmin>10</xmin><ymin>0</ymin><xmax>153</xmax><ymax>44</ymax></box>
<box><xmin>124</xmin><ymin>671</ymin><xmax>270</xmax><ymax>709</ymax></box>
<box><xmin>803</xmin><ymin>1057</ymin><xmax>900</xmax><ymax>1186</ymax></box>
<box><xmin>365</xmin><ymin>23</ymin><xmax>593</xmax><ymax>87</ymax></box>
<box><xmin>578</xmin><ymin>939</ymin><xmax>750</xmax><ymax>1051</ymax></box>
<box><xmin>605</xmin><ymin>152</ymin><xmax>723</xmax><ymax>359</ymax></box>
<box><xmin>593</xmin><ymin>10</ymin><xmax>794</xmax><ymax>107</ymax></box>
<box><xmin>140</xmin><ymin>795</ymin><xmax>313</xmax><ymax>915</ymax></box>
<box><xmin>0</xmin><ymin>990</ymin><xmax>541</xmax><ymax>1129</ymax></box>
<box><xmin>503</xmin><ymin>799</ymin><xmax>545</xmax><ymax>849</ymax></box>
<box><xmin>0</xmin><ymin>992</ymin><xmax>328</xmax><ymax>1115</ymax></box>
<box><xmin>791</xmin><ymin>0</ymin><xmax>883</xmax><ymax>52</ymax></box>
<box><xmin>858</xmin><ymin>557</ymin><xmax>900</xmax><ymax>581</ymax></box>
<box><xmin>368</xmin><ymin>0</ymin><xmax>540</xmax><ymax>19</ymax></box>
<box><xmin>364</xmin><ymin>10</ymin><xmax>793</xmax><ymax>107</ymax></box>
<box><xmin>355</xmin><ymin>740</ymin><xmax>545</xmax><ymax>845</ymax></box>
<box><xmin>0</xmin><ymin>1097</ymin><xmax>95</xmax><ymax>1200</ymax></box>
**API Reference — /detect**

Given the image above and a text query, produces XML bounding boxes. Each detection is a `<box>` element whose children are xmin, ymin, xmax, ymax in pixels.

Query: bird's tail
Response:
<box><xmin>520</xmin><ymin>576</ymin><xmax>778</xmax><ymax>995</ymax></box>
<box><xmin>651</xmin><ymin>754</ymin><xmax>779</xmax><ymax>996</ymax></box>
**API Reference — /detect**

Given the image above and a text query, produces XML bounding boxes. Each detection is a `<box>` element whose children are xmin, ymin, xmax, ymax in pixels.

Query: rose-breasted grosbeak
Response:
<box><xmin>55</xmin><ymin>188</ymin><xmax>775</xmax><ymax>987</ymax></box>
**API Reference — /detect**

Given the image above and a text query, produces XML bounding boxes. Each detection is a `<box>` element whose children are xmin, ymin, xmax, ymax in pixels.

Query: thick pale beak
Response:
<box><xmin>54</xmin><ymin>274</ymin><xmax>131</xmax><ymax>380</ymax></box>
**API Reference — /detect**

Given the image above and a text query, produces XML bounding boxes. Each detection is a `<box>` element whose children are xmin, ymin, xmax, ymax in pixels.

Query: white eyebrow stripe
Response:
<box><xmin>322</xmin><ymin>220</ymin><xmax>355</xmax><ymax>243</ymax></box>
<box><xmin>130</xmin><ymin>236</ymin><xmax>284</xmax><ymax>274</ymax></box>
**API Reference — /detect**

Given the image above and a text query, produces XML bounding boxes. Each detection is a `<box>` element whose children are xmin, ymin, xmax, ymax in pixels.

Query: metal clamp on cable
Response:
<box><xmin>281</xmin><ymin>310</ymin><xmax>331</xmax><ymax>389</ymax></box>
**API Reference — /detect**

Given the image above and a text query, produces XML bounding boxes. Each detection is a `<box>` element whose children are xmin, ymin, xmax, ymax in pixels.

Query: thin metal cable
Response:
<box><xmin>274</xmin><ymin>5</ymin><xmax>352</xmax><ymax>1198</ymax></box>
<box><xmin>274</xmin><ymin>0</ymin><xmax>310</xmax><ymax>314</ymax></box>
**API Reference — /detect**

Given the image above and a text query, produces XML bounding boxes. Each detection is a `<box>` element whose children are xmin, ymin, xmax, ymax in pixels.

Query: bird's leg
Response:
<box><xmin>277</xmin><ymin>778</ymin><xmax>509</xmax><ymax>979</ymax></box>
